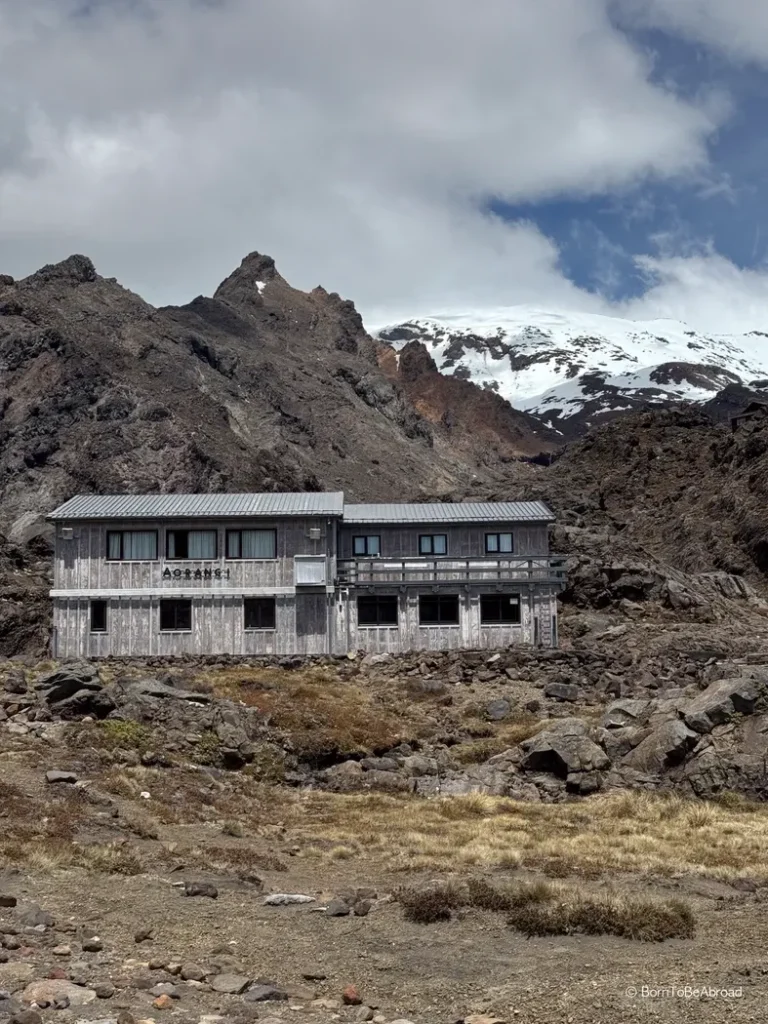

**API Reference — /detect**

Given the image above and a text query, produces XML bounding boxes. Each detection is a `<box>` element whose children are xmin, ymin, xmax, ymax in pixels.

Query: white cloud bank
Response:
<box><xmin>0</xmin><ymin>0</ymin><xmax>767</xmax><ymax>333</ymax></box>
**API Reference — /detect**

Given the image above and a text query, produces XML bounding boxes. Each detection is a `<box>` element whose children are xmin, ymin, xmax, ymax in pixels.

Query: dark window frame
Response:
<box><xmin>106</xmin><ymin>530</ymin><xmax>158</xmax><ymax>561</ymax></box>
<box><xmin>244</xmin><ymin>597</ymin><xmax>277</xmax><ymax>630</ymax></box>
<box><xmin>159</xmin><ymin>599</ymin><xmax>192</xmax><ymax>632</ymax></box>
<box><xmin>225</xmin><ymin>528</ymin><xmax>278</xmax><ymax>560</ymax></box>
<box><xmin>357</xmin><ymin>594</ymin><xmax>399</xmax><ymax>627</ymax></box>
<box><xmin>480</xmin><ymin>594</ymin><xmax>521</xmax><ymax>624</ymax></box>
<box><xmin>90</xmin><ymin>599</ymin><xmax>108</xmax><ymax>633</ymax></box>
<box><xmin>485</xmin><ymin>532</ymin><xmax>514</xmax><ymax>555</ymax></box>
<box><xmin>419</xmin><ymin>534</ymin><xmax>448</xmax><ymax>555</ymax></box>
<box><xmin>419</xmin><ymin>593</ymin><xmax>460</xmax><ymax>625</ymax></box>
<box><xmin>353</xmin><ymin>535</ymin><xmax>381</xmax><ymax>557</ymax></box>
<box><xmin>165</xmin><ymin>528</ymin><xmax>218</xmax><ymax>560</ymax></box>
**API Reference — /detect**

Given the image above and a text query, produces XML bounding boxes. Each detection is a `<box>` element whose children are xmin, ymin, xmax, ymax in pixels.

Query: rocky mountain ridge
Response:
<box><xmin>375</xmin><ymin>307</ymin><xmax>768</xmax><ymax>437</ymax></box>
<box><xmin>0</xmin><ymin>252</ymin><xmax>558</xmax><ymax>549</ymax></box>
<box><xmin>3</xmin><ymin>252</ymin><xmax>768</xmax><ymax>658</ymax></box>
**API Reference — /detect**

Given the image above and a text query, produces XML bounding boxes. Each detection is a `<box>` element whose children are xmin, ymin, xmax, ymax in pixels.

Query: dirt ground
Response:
<box><xmin>2</xmin><ymin>742</ymin><xmax>768</xmax><ymax>1024</ymax></box>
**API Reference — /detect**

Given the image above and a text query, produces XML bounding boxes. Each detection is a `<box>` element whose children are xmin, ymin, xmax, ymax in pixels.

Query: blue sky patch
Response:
<box><xmin>489</xmin><ymin>25</ymin><xmax>768</xmax><ymax>301</ymax></box>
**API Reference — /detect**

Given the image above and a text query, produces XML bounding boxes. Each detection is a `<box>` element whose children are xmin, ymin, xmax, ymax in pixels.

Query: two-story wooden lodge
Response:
<box><xmin>47</xmin><ymin>493</ymin><xmax>565</xmax><ymax>658</ymax></box>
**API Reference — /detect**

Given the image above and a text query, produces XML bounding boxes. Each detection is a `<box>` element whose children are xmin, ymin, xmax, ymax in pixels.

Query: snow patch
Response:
<box><xmin>372</xmin><ymin>306</ymin><xmax>768</xmax><ymax>421</ymax></box>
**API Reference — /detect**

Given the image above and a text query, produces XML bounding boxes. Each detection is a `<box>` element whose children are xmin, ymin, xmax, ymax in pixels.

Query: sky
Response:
<box><xmin>2</xmin><ymin>0</ymin><xmax>768</xmax><ymax>333</ymax></box>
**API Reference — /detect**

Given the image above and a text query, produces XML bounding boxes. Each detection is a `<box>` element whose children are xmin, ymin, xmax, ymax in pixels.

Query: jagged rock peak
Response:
<box><xmin>26</xmin><ymin>255</ymin><xmax>98</xmax><ymax>286</ymax></box>
<box><xmin>235</xmin><ymin>251</ymin><xmax>279</xmax><ymax>279</ymax></box>
<box><xmin>213</xmin><ymin>251</ymin><xmax>284</xmax><ymax>307</ymax></box>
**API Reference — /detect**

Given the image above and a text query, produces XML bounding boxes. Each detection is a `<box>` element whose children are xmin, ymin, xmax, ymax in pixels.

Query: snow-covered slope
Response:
<box><xmin>374</xmin><ymin>308</ymin><xmax>768</xmax><ymax>434</ymax></box>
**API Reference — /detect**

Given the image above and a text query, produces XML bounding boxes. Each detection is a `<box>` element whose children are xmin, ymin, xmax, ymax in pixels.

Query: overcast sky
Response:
<box><xmin>2</xmin><ymin>0</ymin><xmax>768</xmax><ymax>333</ymax></box>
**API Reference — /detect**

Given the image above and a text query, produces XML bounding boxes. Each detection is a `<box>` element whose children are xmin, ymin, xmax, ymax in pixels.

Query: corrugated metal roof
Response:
<box><xmin>48</xmin><ymin>492</ymin><xmax>346</xmax><ymax>521</ymax></box>
<box><xmin>342</xmin><ymin>501</ymin><xmax>555</xmax><ymax>524</ymax></box>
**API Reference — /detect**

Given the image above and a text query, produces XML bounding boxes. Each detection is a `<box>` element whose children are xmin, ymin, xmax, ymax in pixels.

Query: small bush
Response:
<box><xmin>221</xmin><ymin>820</ymin><xmax>244</xmax><ymax>838</ymax></box>
<box><xmin>466</xmin><ymin>877</ymin><xmax>513</xmax><ymax>912</ymax></box>
<box><xmin>713</xmin><ymin>792</ymin><xmax>764</xmax><ymax>814</ymax></box>
<box><xmin>507</xmin><ymin>892</ymin><xmax>695</xmax><ymax>942</ymax></box>
<box><xmin>196</xmin><ymin>731</ymin><xmax>223</xmax><ymax>766</ymax></box>
<box><xmin>98</xmin><ymin>719</ymin><xmax>154</xmax><ymax>750</ymax></box>
<box><xmin>398</xmin><ymin>883</ymin><xmax>462</xmax><ymax>923</ymax></box>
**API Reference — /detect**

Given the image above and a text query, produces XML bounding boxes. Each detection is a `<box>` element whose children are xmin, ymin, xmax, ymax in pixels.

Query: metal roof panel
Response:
<box><xmin>48</xmin><ymin>492</ymin><xmax>346</xmax><ymax>521</ymax></box>
<box><xmin>342</xmin><ymin>501</ymin><xmax>554</xmax><ymax>524</ymax></box>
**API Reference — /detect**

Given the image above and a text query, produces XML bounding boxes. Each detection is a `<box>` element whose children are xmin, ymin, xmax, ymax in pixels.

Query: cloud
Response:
<box><xmin>615</xmin><ymin>0</ymin><xmax>768</xmax><ymax>66</ymax></box>
<box><xmin>622</xmin><ymin>251</ymin><xmax>768</xmax><ymax>333</ymax></box>
<box><xmin>1</xmin><ymin>0</ymin><xmax>765</xmax><ymax>334</ymax></box>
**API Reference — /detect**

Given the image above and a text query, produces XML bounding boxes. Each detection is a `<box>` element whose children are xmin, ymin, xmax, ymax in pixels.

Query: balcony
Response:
<box><xmin>336</xmin><ymin>554</ymin><xmax>567</xmax><ymax>588</ymax></box>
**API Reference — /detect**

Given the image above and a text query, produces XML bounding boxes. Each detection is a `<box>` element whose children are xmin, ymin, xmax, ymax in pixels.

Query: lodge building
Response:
<box><xmin>47</xmin><ymin>493</ymin><xmax>565</xmax><ymax>658</ymax></box>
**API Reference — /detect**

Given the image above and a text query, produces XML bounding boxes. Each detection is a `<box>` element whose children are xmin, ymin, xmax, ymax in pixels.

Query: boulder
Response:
<box><xmin>22</xmin><ymin>980</ymin><xmax>96</xmax><ymax>1007</ymax></box>
<box><xmin>543</xmin><ymin>682</ymin><xmax>579</xmax><ymax>702</ymax></box>
<box><xmin>51</xmin><ymin>689</ymin><xmax>116</xmax><ymax>720</ymax></box>
<box><xmin>210</xmin><ymin>973</ymin><xmax>251</xmax><ymax>995</ymax></box>
<box><xmin>521</xmin><ymin>730</ymin><xmax>609</xmax><ymax>778</ymax></box>
<box><xmin>485</xmin><ymin>699</ymin><xmax>511</xmax><ymax>721</ymax></box>
<box><xmin>35</xmin><ymin>664</ymin><xmax>100</xmax><ymax>704</ymax></box>
<box><xmin>601</xmin><ymin>699</ymin><xmax>651</xmax><ymax>730</ymax></box>
<box><xmin>401</xmin><ymin>754</ymin><xmax>437</xmax><ymax>777</ymax></box>
<box><xmin>324</xmin><ymin>761</ymin><xmax>363</xmax><ymax>792</ymax></box>
<box><xmin>621</xmin><ymin>719</ymin><xmax>699</xmax><ymax>773</ymax></box>
<box><xmin>244</xmin><ymin>983</ymin><xmax>289</xmax><ymax>1002</ymax></box>
<box><xmin>362</xmin><ymin>769</ymin><xmax>413</xmax><ymax>793</ymax></box>
<box><xmin>117</xmin><ymin>677</ymin><xmax>211</xmax><ymax>703</ymax></box>
<box><xmin>566</xmin><ymin>771</ymin><xmax>603</xmax><ymax>794</ymax></box>
<box><xmin>45</xmin><ymin>771</ymin><xmax>77</xmax><ymax>785</ymax></box>
<box><xmin>183</xmin><ymin>881</ymin><xmax>218</xmax><ymax>899</ymax></box>
<box><xmin>360</xmin><ymin>757</ymin><xmax>399</xmax><ymax>772</ymax></box>
<box><xmin>682</xmin><ymin>675</ymin><xmax>760</xmax><ymax>734</ymax></box>
<box><xmin>599</xmin><ymin>725</ymin><xmax>650</xmax><ymax>761</ymax></box>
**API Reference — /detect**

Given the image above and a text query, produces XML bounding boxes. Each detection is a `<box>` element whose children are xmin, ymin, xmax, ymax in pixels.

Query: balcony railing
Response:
<box><xmin>336</xmin><ymin>554</ymin><xmax>567</xmax><ymax>587</ymax></box>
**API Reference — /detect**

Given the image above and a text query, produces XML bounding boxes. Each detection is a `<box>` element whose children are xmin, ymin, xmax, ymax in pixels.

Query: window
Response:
<box><xmin>90</xmin><ymin>599</ymin><xmax>107</xmax><ymax>633</ymax></box>
<box><xmin>419</xmin><ymin>594</ymin><xmax>460</xmax><ymax>625</ymax></box>
<box><xmin>419</xmin><ymin>534</ymin><xmax>448</xmax><ymax>555</ymax></box>
<box><xmin>226</xmin><ymin>529</ymin><xmax>277</xmax><ymax>559</ymax></box>
<box><xmin>244</xmin><ymin>597</ymin><xmax>276</xmax><ymax>630</ymax></box>
<box><xmin>485</xmin><ymin>532</ymin><xmax>514</xmax><ymax>554</ymax></box>
<box><xmin>357</xmin><ymin>595</ymin><xmax>398</xmax><ymax>626</ymax></box>
<box><xmin>160</xmin><ymin>599</ymin><xmax>192</xmax><ymax>631</ymax></box>
<box><xmin>353</xmin><ymin>535</ymin><xmax>380</xmax><ymax>556</ymax></box>
<box><xmin>480</xmin><ymin>594</ymin><xmax>521</xmax><ymax>624</ymax></box>
<box><xmin>166</xmin><ymin>529</ymin><xmax>217</xmax><ymax>559</ymax></box>
<box><xmin>106</xmin><ymin>530</ymin><xmax>158</xmax><ymax>560</ymax></box>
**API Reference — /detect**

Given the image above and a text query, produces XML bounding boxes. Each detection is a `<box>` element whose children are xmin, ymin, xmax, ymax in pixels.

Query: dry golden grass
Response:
<box><xmin>0</xmin><ymin>837</ymin><xmax>146</xmax><ymax>876</ymax></box>
<box><xmin>278</xmin><ymin>789</ymin><xmax>768</xmax><ymax>881</ymax></box>
<box><xmin>207</xmin><ymin>665</ymin><xmax>426</xmax><ymax>761</ymax></box>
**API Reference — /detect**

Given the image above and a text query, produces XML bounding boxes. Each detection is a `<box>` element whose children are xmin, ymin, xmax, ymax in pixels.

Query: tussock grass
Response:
<box><xmin>507</xmin><ymin>890</ymin><xmax>695</xmax><ymax>941</ymax></box>
<box><xmin>397</xmin><ymin>876</ymin><xmax>695</xmax><ymax>941</ymax></box>
<box><xmin>398</xmin><ymin>882</ymin><xmax>463</xmax><ymax>923</ymax></box>
<box><xmin>282</xmin><ymin>789</ymin><xmax>768</xmax><ymax>882</ymax></box>
<box><xmin>451</xmin><ymin>715</ymin><xmax>546</xmax><ymax>764</ymax></box>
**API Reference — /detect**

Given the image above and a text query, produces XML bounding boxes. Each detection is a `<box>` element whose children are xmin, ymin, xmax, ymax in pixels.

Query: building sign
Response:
<box><xmin>162</xmin><ymin>567</ymin><xmax>231</xmax><ymax>580</ymax></box>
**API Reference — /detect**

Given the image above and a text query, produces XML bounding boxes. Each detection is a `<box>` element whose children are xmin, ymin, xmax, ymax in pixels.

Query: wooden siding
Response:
<box><xmin>332</xmin><ymin>586</ymin><xmax>559</xmax><ymax>655</ymax></box>
<box><xmin>52</xmin><ymin>594</ymin><xmax>329</xmax><ymax>658</ymax></box>
<box><xmin>53</xmin><ymin>517</ymin><xmax>335</xmax><ymax>593</ymax></box>
<box><xmin>338</xmin><ymin>523</ymin><xmax>549</xmax><ymax>559</ymax></box>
